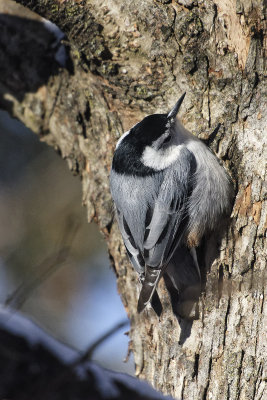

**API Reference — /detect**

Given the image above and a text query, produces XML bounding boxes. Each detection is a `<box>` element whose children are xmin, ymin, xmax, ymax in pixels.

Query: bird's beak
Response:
<box><xmin>167</xmin><ymin>92</ymin><xmax>186</xmax><ymax>120</ymax></box>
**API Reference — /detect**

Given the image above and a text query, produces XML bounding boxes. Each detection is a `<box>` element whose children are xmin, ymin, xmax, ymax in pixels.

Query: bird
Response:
<box><xmin>109</xmin><ymin>93</ymin><xmax>233</xmax><ymax>317</ymax></box>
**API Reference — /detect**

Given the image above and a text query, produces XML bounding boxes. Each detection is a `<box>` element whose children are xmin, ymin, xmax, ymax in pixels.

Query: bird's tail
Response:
<box><xmin>137</xmin><ymin>247</ymin><xmax>201</xmax><ymax>318</ymax></box>
<box><xmin>165</xmin><ymin>245</ymin><xmax>201</xmax><ymax>319</ymax></box>
<box><xmin>137</xmin><ymin>266</ymin><xmax>161</xmax><ymax>313</ymax></box>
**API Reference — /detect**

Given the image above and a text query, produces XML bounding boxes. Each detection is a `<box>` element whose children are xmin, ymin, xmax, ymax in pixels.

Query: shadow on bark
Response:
<box><xmin>162</xmin><ymin>215</ymin><xmax>233</xmax><ymax>345</ymax></box>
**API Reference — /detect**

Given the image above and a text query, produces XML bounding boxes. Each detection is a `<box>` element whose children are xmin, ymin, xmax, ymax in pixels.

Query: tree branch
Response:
<box><xmin>0</xmin><ymin>306</ymin><xmax>173</xmax><ymax>400</ymax></box>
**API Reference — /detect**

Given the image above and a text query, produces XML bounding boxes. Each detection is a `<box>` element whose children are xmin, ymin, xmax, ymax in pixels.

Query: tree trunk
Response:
<box><xmin>0</xmin><ymin>0</ymin><xmax>266</xmax><ymax>399</ymax></box>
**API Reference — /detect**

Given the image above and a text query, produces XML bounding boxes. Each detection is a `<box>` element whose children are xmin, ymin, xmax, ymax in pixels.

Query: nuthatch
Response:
<box><xmin>110</xmin><ymin>94</ymin><xmax>233</xmax><ymax>315</ymax></box>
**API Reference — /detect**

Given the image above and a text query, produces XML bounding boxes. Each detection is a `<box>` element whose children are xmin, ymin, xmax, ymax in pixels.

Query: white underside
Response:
<box><xmin>141</xmin><ymin>144</ymin><xmax>184</xmax><ymax>170</ymax></box>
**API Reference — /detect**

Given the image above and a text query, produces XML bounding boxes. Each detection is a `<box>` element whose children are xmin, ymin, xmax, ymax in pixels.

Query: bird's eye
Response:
<box><xmin>162</xmin><ymin>135</ymin><xmax>171</xmax><ymax>145</ymax></box>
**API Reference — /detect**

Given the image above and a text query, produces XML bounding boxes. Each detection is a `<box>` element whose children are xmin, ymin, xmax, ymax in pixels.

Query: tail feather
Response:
<box><xmin>137</xmin><ymin>266</ymin><xmax>161</xmax><ymax>313</ymax></box>
<box><xmin>166</xmin><ymin>245</ymin><xmax>201</xmax><ymax>319</ymax></box>
<box><xmin>137</xmin><ymin>246</ymin><xmax>201</xmax><ymax>318</ymax></box>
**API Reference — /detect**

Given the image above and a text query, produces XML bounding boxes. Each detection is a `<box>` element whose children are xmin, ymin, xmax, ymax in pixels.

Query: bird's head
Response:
<box><xmin>113</xmin><ymin>93</ymin><xmax>186</xmax><ymax>174</ymax></box>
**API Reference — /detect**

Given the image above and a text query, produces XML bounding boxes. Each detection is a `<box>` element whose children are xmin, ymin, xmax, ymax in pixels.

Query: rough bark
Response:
<box><xmin>0</xmin><ymin>1</ymin><xmax>266</xmax><ymax>399</ymax></box>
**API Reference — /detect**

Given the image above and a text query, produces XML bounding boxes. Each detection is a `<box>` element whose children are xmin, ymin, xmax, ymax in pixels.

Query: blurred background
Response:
<box><xmin>0</xmin><ymin>110</ymin><xmax>134</xmax><ymax>374</ymax></box>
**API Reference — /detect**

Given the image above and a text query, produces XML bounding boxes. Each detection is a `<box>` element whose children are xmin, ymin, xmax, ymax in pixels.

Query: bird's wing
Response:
<box><xmin>143</xmin><ymin>148</ymin><xmax>196</xmax><ymax>268</ymax></box>
<box><xmin>116</xmin><ymin>208</ymin><xmax>145</xmax><ymax>274</ymax></box>
<box><xmin>111</xmin><ymin>147</ymin><xmax>196</xmax><ymax>312</ymax></box>
<box><xmin>138</xmin><ymin>148</ymin><xmax>196</xmax><ymax>311</ymax></box>
<box><xmin>114</xmin><ymin>167</ymin><xmax>189</xmax><ymax>277</ymax></box>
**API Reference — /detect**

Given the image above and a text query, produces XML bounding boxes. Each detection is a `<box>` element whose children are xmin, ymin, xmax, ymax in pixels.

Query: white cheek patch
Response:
<box><xmin>116</xmin><ymin>130</ymin><xmax>130</xmax><ymax>149</ymax></box>
<box><xmin>141</xmin><ymin>144</ymin><xmax>183</xmax><ymax>170</ymax></box>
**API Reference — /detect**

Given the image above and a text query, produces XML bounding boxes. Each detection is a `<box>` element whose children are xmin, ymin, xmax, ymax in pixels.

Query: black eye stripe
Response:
<box><xmin>162</xmin><ymin>135</ymin><xmax>171</xmax><ymax>145</ymax></box>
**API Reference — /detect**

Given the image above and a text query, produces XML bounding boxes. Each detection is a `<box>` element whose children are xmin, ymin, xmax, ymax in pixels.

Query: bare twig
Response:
<box><xmin>5</xmin><ymin>216</ymin><xmax>79</xmax><ymax>310</ymax></box>
<box><xmin>73</xmin><ymin>319</ymin><xmax>129</xmax><ymax>364</ymax></box>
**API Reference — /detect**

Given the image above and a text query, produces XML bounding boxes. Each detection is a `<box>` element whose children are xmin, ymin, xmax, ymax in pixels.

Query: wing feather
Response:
<box><xmin>110</xmin><ymin>147</ymin><xmax>196</xmax><ymax>277</ymax></box>
<box><xmin>116</xmin><ymin>208</ymin><xmax>145</xmax><ymax>274</ymax></box>
<box><xmin>143</xmin><ymin>149</ymin><xmax>195</xmax><ymax>268</ymax></box>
